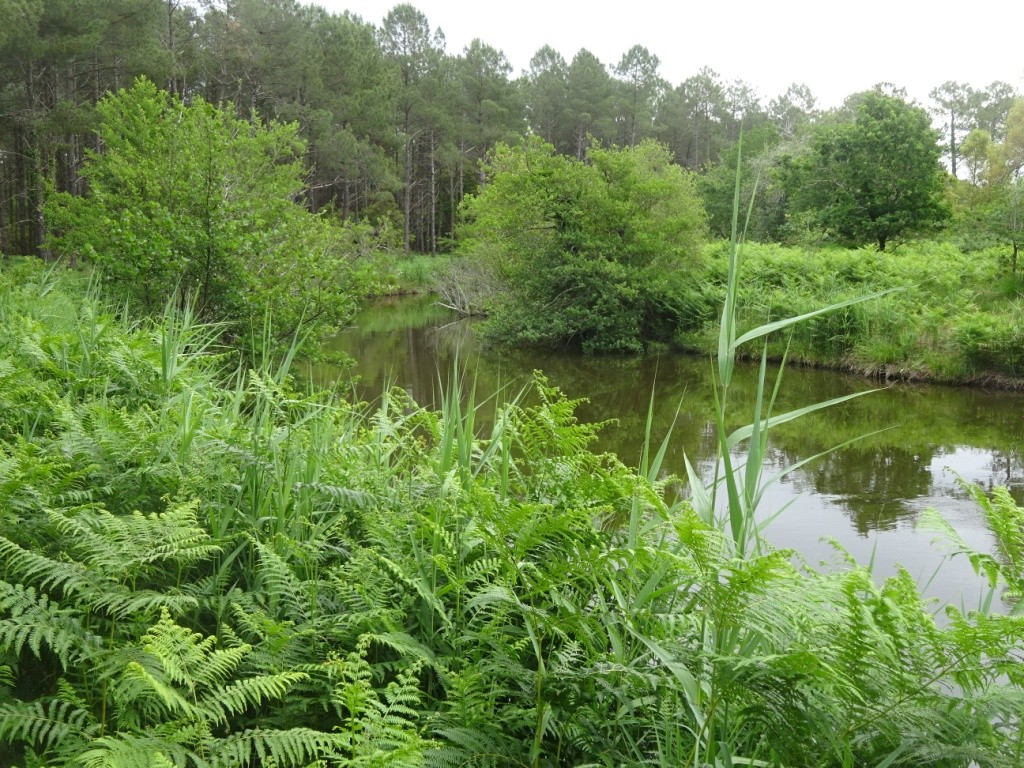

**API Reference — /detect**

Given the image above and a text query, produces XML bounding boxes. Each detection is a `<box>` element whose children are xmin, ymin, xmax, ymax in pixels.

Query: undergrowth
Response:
<box><xmin>0</xmin><ymin>254</ymin><xmax>1021</xmax><ymax>767</ymax></box>
<box><xmin>677</xmin><ymin>241</ymin><xmax>1024</xmax><ymax>383</ymax></box>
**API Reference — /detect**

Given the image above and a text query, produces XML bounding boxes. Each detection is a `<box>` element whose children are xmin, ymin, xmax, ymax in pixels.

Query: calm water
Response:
<box><xmin>324</xmin><ymin>296</ymin><xmax>1024</xmax><ymax>609</ymax></box>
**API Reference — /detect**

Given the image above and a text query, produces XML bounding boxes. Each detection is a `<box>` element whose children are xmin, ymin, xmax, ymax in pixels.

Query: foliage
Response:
<box><xmin>698</xmin><ymin>124</ymin><xmax>787</xmax><ymax>240</ymax></box>
<box><xmin>783</xmin><ymin>91</ymin><xmax>951</xmax><ymax>250</ymax></box>
<box><xmin>953</xmin><ymin>99</ymin><xmax>1024</xmax><ymax>272</ymax></box>
<box><xmin>3</xmin><ymin>0</ymin><xmax>1020</xmax><ymax>263</ymax></box>
<box><xmin>2</xmin><ymin>248</ymin><xmax>1024</xmax><ymax>767</ymax></box>
<box><xmin>458</xmin><ymin>137</ymin><xmax>707</xmax><ymax>353</ymax></box>
<box><xmin>44</xmin><ymin>78</ymin><xmax>362</xmax><ymax>355</ymax></box>
<box><xmin>674</xmin><ymin>240</ymin><xmax>1024</xmax><ymax>381</ymax></box>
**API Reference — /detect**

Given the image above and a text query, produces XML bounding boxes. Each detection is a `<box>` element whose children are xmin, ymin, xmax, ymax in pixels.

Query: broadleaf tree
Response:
<box><xmin>783</xmin><ymin>90</ymin><xmax>950</xmax><ymax>250</ymax></box>
<box><xmin>457</xmin><ymin>137</ymin><xmax>706</xmax><ymax>353</ymax></box>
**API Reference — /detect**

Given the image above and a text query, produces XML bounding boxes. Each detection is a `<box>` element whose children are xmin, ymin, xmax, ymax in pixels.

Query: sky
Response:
<box><xmin>303</xmin><ymin>0</ymin><xmax>1024</xmax><ymax>110</ymax></box>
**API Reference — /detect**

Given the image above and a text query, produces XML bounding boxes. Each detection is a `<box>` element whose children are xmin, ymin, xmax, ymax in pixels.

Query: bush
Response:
<box><xmin>45</xmin><ymin>78</ymin><xmax>363</xmax><ymax>356</ymax></box>
<box><xmin>457</xmin><ymin>137</ymin><xmax>706</xmax><ymax>353</ymax></box>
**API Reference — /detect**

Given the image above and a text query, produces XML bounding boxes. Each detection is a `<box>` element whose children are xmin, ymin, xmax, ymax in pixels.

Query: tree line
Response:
<box><xmin>1</xmin><ymin>0</ymin><xmax>1021</xmax><ymax>258</ymax></box>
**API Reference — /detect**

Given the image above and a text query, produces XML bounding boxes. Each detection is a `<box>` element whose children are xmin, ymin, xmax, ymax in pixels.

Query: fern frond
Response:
<box><xmin>0</xmin><ymin>536</ymin><xmax>96</xmax><ymax>595</ymax></box>
<box><xmin>1</xmin><ymin>526</ymin><xmax>195</xmax><ymax>621</ymax></box>
<box><xmin>0</xmin><ymin>698</ymin><xmax>95</xmax><ymax>753</ymax></box>
<box><xmin>251</xmin><ymin>539</ymin><xmax>312</xmax><ymax>623</ymax></box>
<box><xmin>139</xmin><ymin>609</ymin><xmax>219</xmax><ymax>693</ymax></box>
<box><xmin>209</xmin><ymin>727</ymin><xmax>344</xmax><ymax>768</ymax></box>
<box><xmin>0</xmin><ymin>581</ymin><xmax>100</xmax><ymax>666</ymax></box>
<box><xmin>51</xmin><ymin>501</ymin><xmax>220</xmax><ymax>575</ymax></box>
<box><xmin>117</xmin><ymin>661</ymin><xmax>196</xmax><ymax>719</ymax></box>
<box><xmin>199</xmin><ymin>671</ymin><xmax>309</xmax><ymax>727</ymax></box>
<box><xmin>75</xmin><ymin>732</ymin><xmax>185</xmax><ymax>768</ymax></box>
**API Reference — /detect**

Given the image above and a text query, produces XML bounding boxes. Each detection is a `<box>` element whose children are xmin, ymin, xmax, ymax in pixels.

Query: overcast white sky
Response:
<box><xmin>303</xmin><ymin>0</ymin><xmax>1024</xmax><ymax>110</ymax></box>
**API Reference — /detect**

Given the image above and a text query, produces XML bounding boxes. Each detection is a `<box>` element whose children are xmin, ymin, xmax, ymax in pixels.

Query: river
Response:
<box><xmin>322</xmin><ymin>295</ymin><xmax>1024</xmax><ymax>610</ymax></box>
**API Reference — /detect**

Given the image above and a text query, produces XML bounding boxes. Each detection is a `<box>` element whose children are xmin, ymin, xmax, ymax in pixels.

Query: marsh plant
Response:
<box><xmin>0</xmin><ymin>236</ymin><xmax>1021</xmax><ymax>767</ymax></box>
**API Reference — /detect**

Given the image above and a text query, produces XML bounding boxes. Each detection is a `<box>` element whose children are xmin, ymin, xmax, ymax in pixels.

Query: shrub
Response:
<box><xmin>457</xmin><ymin>137</ymin><xmax>706</xmax><ymax>353</ymax></box>
<box><xmin>45</xmin><ymin>78</ymin><xmax>362</xmax><ymax>356</ymax></box>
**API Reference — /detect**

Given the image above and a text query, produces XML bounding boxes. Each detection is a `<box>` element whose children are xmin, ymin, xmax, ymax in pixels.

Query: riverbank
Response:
<box><xmin>400</xmin><ymin>239</ymin><xmax>1024</xmax><ymax>389</ymax></box>
<box><xmin>682</xmin><ymin>241</ymin><xmax>1024</xmax><ymax>388</ymax></box>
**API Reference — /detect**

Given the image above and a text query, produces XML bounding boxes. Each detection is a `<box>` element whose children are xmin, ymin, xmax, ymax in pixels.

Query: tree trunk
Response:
<box><xmin>429</xmin><ymin>129</ymin><xmax>436</xmax><ymax>254</ymax></box>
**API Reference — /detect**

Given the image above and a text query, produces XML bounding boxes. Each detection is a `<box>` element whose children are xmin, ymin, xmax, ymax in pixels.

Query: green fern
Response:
<box><xmin>0</xmin><ymin>699</ymin><xmax>96</xmax><ymax>754</ymax></box>
<box><xmin>0</xmin><ymin>581</ymin><xmax>100</xmax><ymax>667</ymax></box>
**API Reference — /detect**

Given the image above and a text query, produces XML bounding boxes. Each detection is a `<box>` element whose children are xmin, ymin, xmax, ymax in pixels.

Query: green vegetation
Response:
<box><xmin>678</xmin><ymin>241</ymin><xmax>1024</xmax><ymax>382</ymax></box>
<box><xmin>44</xmin><ymin>79</ymin><xmax>365</xmax><ymax>356</ymax></box>
<box><xmin>457</xmin><ymin>138</ymin><xmax>706</xmax><ymax>352</ymax></box>
<box><xmin>781</xmin><ymin>91</ymin><xmax>950</xmax><ymax>250</ymax></box>
<box><xmin>2</xmin><ymin>242</ymin><xmax>1024</xmax><ymax>767</ymax></box>
<box><xmin>4</xmin><ymin>0</ymin><xmax>1016</xmax><ymax>264</ymax></box>
<box><xmin>2</xmin><ymin>7</ymin><xmax>1024</xmax><ymax>766</ymax></box>
<box><xmin>3</xmin><ymin>0</ymin><xmax>1024</xmax><ymax>379</ymax></box>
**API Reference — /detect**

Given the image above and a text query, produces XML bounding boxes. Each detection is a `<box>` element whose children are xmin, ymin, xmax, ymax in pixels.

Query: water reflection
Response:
<box><xmin>320</xmin><ymin>296</ymin><xmax>1024</xmax><ymax>606</ymax></box>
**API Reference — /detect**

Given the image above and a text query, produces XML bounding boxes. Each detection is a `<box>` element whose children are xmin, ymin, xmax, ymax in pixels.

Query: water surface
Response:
<box><xmin>324</xmin><ymin>296</ymin><xmax>1024</xmax><ymax>609</ymax></box>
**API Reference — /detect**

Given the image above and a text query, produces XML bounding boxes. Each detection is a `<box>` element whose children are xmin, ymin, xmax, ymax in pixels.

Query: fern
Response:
<box><xmin>200</xmin><ymin>671</ymin><xmax>310</xmax><ymax>727</ymax></box>
<box><xmin>209</xmin><ymin>727</ymin><xmax>346</xmax><ymax>768</ymax></box>
<box><xmin>0</xmin><ymin>699</ymin><xmax>95</xmax><ymax>754</ymax></box>
<box><xmin>0</xmin><ymin>581</ymin><xmax>101</xmax><ymax>667</ymax></box>
<box><xmin>76</xmin><ymin>733</ymin><xmax>186</xmax><ymax>768</ymax></box>
<box><xmin>50</xmin><ymin>502</ymin><xmax>220</xmax><ymax>576</ymax></box>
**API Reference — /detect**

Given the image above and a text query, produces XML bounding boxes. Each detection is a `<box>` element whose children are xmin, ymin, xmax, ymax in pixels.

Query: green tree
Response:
<box><xmin>960</xmin><ymin>128</ymin><xmax>992</xmax><ymax>185</ymax></box>
<box><xmin>0</xmin><ymin>0</ymin><xmax>178</xmax><ymax>256</ymax></box>
<box><xmin>973</xmin><ymin>80</ymin><xmax>1018</xmax><ymax>140</ymax></box>
<box><xmin>783</xmin><ymin>90</ymin><xmax>950</xmax><ymax>250</ymax></box>
<box><xmin>767</xmin><ymin>82</ymin><xmax>817</xmax><ymax>138</ymax></box>
<box><xmin>655</xmin><ymin>67</ymin><xmax>730</xmax><ymax>170</ymax></box>
<box><xmin>451</xmin><ymin>39</ymin><xmax>523</xmax><ymax>206</ymax></box>
<box><xmin>379</xmin><ymin>3</ymin><xmax>450</xmax><ymax>251</ymax></box>
<box><xmin>564</xmin><ymin>49</ymin><xmax>615</xmax><ymax>158</ymax></box>
<box><xmin>522</xmin><ymin>45</ymin><xmax>571</xmax><ymax>153</ymax></box>
<box><xmin>929</xmin><ymin>80</ymin><xmax>975</xmax><ymax>178</ymax></box>
<box><xmin>968</xmin><ymin>99</ymin><xmax>1024</xmax><ymax>272</ymax></box>
<box><xmin>612</xmin><ymin>45</ymin><xmax>665</xmax><ymax>147</ymax></box>
<box><xmin>44</xmin><ymin>78</ymin><xmax>360</xmax><ymax>351</ymax></box>
<box><xmin>699</xmin><ymin>123</ymin><xmax>786</xmax><ymax>240</ymax></box>
<box><xmin>458</xmin><ymin>138</ymin><xmax>706</xmax><ymax>353</ymax></box>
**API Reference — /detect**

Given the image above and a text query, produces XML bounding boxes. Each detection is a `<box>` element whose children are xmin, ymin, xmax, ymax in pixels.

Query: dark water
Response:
<box><xmin>323</xmin><ymin>296</ymin><xmax>1024</xmax><ymax>609</ymax></box>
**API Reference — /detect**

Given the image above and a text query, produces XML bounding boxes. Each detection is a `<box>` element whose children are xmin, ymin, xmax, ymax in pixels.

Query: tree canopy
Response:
<box><xmin>783</xmin><ymin>91</ymin><xmax>950</xmax><ymax>250</ymax></box>
<box><xmin>45</xmin><ymin>78</ymin><xmax>362</xmax><ymax>353</ymax></box>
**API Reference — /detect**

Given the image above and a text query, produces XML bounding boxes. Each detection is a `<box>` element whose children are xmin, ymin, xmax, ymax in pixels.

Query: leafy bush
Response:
<box><xmin>45</xmin><ymin>78</ymin><xmax>363</xmax><ymax>356</ymax></box>
<box><xmin>457</xmin><ymin>137</ymin><xmax>706</xmax><ymax>353</ymax></box>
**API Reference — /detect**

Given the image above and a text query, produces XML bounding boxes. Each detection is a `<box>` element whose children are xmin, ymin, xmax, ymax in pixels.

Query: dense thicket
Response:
<box><xmin>457</xmin><ymin>138</ymin><xmax>707</xmax><ymax>352</ymax></box>
<box><xmin>3</xmin><ymin>0</ymin><xmax>1018</xmax><ymax>259</ymax></box>
<box><xmin>679</xmin><ymin>241</ymin><xmax>1024</xmax><ymax>381</ymax></box>
<box><xmin>43</xmin><ymin>77</ymin><xmax>366</xmax><ymax>353</ymax></box>
<box><xmin>1</xmin><ymin>257</ymin><xmax>1023</xmax><ymax>767</ymax></box>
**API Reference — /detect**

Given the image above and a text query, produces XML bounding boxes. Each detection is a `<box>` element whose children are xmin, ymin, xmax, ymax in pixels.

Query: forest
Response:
<box><xmin>2</xmin><ymin>1</ymin><xmax>1024</xmax><ymax>767</ymax></box>
<box><xmin>2</xmin><ymin>0</ymin><xmax>1021</xmax><ymax>258</ymax></box>
<box><xmin>4</xmin><ymin>0</ymin><xmax>1024</xmax><ymax>376</ymax></box>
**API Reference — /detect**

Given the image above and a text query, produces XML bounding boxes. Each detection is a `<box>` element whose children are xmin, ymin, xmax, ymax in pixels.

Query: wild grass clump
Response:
<box><xmin>359</xmin><ymin>251</ymin><xmax>456</xmax><ymax>296</ymax></box>
<box><xmin>0</xmin><ymin>254</ymin><xmax>1022</xmax><ymax>767</ymax></box>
